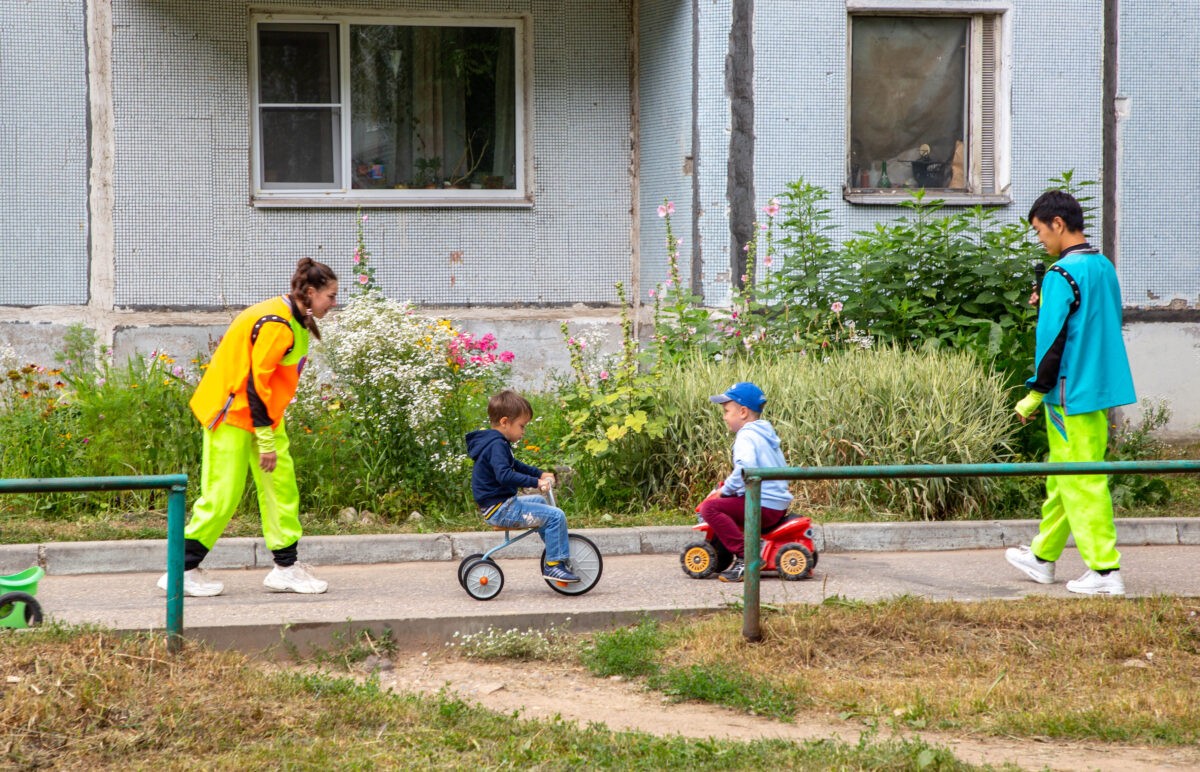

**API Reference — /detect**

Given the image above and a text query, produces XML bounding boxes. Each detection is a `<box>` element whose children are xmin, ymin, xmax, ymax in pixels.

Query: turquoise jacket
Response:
<box><xmin>1027</xmin><ymin>244</ymin><xmax>1136</xmax><ymax>414</ymax></box>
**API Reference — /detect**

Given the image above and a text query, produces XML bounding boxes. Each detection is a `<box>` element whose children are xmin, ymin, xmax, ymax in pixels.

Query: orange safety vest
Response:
<box><xmin>189</xmin><ymin>296</ymin><xmax>310</xmax><ymax>432</ymax></box>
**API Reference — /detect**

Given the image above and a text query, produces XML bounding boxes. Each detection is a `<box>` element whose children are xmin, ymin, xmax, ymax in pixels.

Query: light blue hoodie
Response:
<box><xmin>720</xmin><ymin>419</ymin><xmax>794</xmax><ymax>511</ymax></box>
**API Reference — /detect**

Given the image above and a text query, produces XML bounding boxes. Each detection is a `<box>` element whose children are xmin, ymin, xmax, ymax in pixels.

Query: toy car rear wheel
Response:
<box><xmin>776</xmin><ymin>543</ymin><xmax>814</xmax><ymax>581</ymax></box>
<box><xmin>462</xmin><ymin>559</ymin><xmax>504</xmax><ymax>601</ymax></box>
<box><xmin>540</xmin><ymin>533</ymin><xmax>603</xmax><ymax>596</ymax></box>
<box><xmin>0</xmin><ymin>592</ymin><xmax>42</xmax><ymax>627</ymax></box>
<box><xmin>681</xmin><ymin>541</ymin><xmax>719</xmax><ymax>579</ymax></box>
<box><xmin>457</xmin><ymin>553</ymin><xmax>485</xmax><ymax>589</ymax></box>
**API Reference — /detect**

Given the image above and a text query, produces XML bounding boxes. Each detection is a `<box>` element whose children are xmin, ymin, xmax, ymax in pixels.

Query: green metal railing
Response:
<box><xmin>0</xmin><ymin>474</ymin><xmax>188</xmax><ymax>652</ymax></box>
<box><xmin>741</xmin><ymin>459</ymin><xmax>1200</xmax><ymax>642</ymax></box>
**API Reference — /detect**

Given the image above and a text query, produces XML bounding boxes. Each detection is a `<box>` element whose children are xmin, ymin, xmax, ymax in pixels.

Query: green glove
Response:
<box><xmin>254</xmin><ymin>425</ymin><xmax>276</xmax><ymax>454</ymax></box>
<box><xmin>1015</xmin><ymin>391</ymin><xmax>1045</xmax><ymax>418</ymax></box>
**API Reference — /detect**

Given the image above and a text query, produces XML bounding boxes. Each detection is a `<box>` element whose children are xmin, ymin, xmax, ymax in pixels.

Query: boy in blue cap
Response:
<box><xmin>699</xmin><ymin>382</ymin><xmax>794</xmax><ymax>582</ymax></box>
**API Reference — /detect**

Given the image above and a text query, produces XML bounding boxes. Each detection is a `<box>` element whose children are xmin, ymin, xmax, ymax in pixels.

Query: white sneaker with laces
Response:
<box><xmin>157</xmin><ymin>567</ymin><xmax>224</xmax><ymax>597</ymax></box>
<box><xmin>263</xmin><ymin>562</ymin><xmax>329</xmax><ymax>594</ymax></box>
<box><xmin>1005</xmin><ymin>545</ymin><xmax>1055</xmax><ymax>584</ymax></box>
<box><xmin>1066</xmin><ymin>569</ymin><xmax>1125</xmax><ymax>596</ymax></box>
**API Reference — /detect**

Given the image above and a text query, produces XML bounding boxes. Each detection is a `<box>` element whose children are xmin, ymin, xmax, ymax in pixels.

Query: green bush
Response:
<box><xmin>643</xmin><ymin>347</ymin><xmax>1017</xmax><ymax>520</ymax></box>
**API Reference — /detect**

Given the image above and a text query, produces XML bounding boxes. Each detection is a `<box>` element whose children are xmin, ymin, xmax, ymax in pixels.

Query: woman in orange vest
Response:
<box><xmin>157</xmin><ymin>258</ymin><xmax>338</xmax><ymax>596</ymax></box>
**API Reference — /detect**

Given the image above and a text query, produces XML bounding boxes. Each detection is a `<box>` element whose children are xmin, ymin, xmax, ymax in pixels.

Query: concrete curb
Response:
<box><xmin>3</xmin><ymin>518</ymin><xmax>1198</xmax><ymax>576</ymax></box>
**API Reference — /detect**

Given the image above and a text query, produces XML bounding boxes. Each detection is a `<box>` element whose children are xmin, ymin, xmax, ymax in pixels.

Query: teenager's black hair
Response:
<box><xmin>1027</xmin><ymin>190</ymin><xmax>1085</xmax><ymax>233</ymax></box>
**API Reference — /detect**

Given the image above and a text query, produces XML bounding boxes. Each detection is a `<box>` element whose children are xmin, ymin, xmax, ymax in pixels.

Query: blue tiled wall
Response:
<box><xmin>0</xmin><ymin>0</ymin><xmax>89</xmax><ymax>306</ymax></box>
<box><xmin>724</xmin><ymin>1</ymin><xmax>1104</xmax><ymax>305</ymax></box>
<box><xmin>638</xmin><ymin>0</ymin><xmax>694</xmax><ymax>300</ymax></box>
<box><xmin>1117</xmin><ymin>0</ymin><xmax>1200</xmax><ymax>308</ymax></box>
<box><xmin>111</xmin><ymin>1</ymin><xmax>633</xmax><ymax>308</ymax></box>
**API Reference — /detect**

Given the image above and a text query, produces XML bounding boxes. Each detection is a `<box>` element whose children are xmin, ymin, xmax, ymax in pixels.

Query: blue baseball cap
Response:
<box><xmin>709</xmin><ymin>382</ymin><xmax>766</xmax><ymax>412</ymax></box>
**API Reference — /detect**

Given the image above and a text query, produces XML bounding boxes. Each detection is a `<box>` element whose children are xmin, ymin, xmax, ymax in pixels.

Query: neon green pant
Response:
<box><xmin>184</xmin><ymin>420</ymin><xmax>302</xmax><ymax>552</ymax></box>
<box><xmin>1030</xmin><ymin>406</ymin><xmax>1120</xmax><ymax>571</ymax></box>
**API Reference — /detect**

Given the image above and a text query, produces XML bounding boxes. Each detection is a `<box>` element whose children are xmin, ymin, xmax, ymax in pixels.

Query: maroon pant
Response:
<box><xmin>698</xmin><ymin>495</ymin><xmax>787</xmax><ymax>558</ymax></box>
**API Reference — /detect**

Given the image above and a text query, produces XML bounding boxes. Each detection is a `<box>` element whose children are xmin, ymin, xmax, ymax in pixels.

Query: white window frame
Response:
<box><xmin>249</xmin><ymin>12</ymin><xmax>531</xmax><ymax>208</ymax></box>
<box><xmin>844</xmin><ymin>0</ymin><xmax>1012</xmax><ymax>206</ymax></box>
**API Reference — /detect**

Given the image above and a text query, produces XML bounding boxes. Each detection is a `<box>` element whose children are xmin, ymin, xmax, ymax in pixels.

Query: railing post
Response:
<box><xmin>742</xmin><ymin>475</ymin><xmax>762</xmax><ymax>642</ymax></box>
<box><xmin>165</xmin><ymin>482</ymin><xmax>186</xmax><ymax>653</ymax></box>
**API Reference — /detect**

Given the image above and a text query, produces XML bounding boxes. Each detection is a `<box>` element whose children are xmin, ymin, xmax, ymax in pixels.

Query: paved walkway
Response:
<box><xmin>26</xmin><ymin>524</ymin><xmax>1200</xmax><ymax>656</ymax></box>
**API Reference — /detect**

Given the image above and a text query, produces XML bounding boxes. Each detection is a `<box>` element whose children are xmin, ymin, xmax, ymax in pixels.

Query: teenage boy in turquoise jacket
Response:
<box><xmin>1006</xmin><ymin>190</ymin><xmax>1136</xmax><ymax>596</ymax></box>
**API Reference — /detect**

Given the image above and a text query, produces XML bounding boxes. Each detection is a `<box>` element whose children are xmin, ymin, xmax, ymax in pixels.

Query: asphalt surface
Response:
<box><xmin>11</xmin><ymin>518</ymin><xmax>1199</xmax><ymax>657</ymax></box>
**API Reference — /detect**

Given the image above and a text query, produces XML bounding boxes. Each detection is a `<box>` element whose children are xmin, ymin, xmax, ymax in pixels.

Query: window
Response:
<box><xmin>252</xmin><ymin>15</ymin><xmax>525</xmax><ymax>206</ymax></box>
<box><xmin>845</xmin><ymin>1</ymin><xmax>1010</xmax><ymax>204</ymax></box>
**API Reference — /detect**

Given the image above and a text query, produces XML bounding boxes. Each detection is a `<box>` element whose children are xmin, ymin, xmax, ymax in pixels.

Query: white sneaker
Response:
<box><xmin>1005</xmin><ymin>545</ymin><xmax>1055</xmax><ymax>584</ymax></box>
<box><xmin>263</xmin><ymin>563</ymin><xmax>328</xmax><ymax>594</ymax></box>
<box><xmin>1066</xmin><ymin>569</ymin><xmax>1125</xmax><ymax>596</ymax></box>
<box><xmin>157</xmin><ymin>568</ymin><xmax>224</xmax><ymax>597</ymax></box>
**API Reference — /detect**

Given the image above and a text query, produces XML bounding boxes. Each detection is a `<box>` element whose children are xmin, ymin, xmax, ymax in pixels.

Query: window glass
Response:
<box><xmin>258</xmin><ymin>25</ymin><xmax>340</xmax><ymax>188</ymax></box>
<box><xmin>261</xmin><ymin>108</ymin><xmax>339</xmax><ymax>185</ymax></box>
<box><xmin>349</xmin><ymin>25</ymin><xmax>517</xmax><ymax>191</ymax></box>
<box><xmin>258</xmin><ymin>25</ymin><xmax>338</xmax><ymax>104</ymax></box>
<box><xmin>849</xmin><ymin>16</ymin><xmax>968</xmax><ymax>190</ymax></box>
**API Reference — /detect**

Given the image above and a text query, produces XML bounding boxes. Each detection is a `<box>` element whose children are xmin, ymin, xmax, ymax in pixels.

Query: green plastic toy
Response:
<box><xmin>0</xmin><ymin>566</ymin><xmax>44</xmax><ymax>629</ymax></box>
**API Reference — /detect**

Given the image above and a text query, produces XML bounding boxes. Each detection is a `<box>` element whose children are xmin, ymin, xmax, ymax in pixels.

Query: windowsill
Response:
<box><xmin>843</xmin><ymin>188</ymin><xmax>1012</xmax><ymax>206</ymax></box>
<box><xmin>251</xmin><ymin>194</ymin><xmax>534</xmax><ymax>209</ymax></box>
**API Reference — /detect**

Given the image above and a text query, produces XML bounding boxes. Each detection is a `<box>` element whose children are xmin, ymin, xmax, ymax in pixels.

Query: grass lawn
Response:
<box><xmin>569</xmin><ymin>596</ymin><xmax>1200</xmax><ymax>747</ymax></box>
<box><xmin>1</xmin><ymin>626</ymin><xmax>991</xmax><ymax>770</ymax></box>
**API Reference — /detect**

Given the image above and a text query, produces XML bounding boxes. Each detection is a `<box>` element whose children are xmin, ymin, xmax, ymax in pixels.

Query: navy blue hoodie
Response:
<box><xmin>465</xmin><ymin>428</ymin><xmax>543</xmax><ymax>508</ymax></box>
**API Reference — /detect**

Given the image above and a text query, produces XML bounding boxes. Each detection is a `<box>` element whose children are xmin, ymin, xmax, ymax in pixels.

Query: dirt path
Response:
<box><xmin>370</xmin><ymin>651</ymin><xmax>1200</xmax><ymax>772</ymax></box>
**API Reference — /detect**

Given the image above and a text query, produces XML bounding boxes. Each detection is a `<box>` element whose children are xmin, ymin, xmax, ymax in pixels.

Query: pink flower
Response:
<box><xmin>831</xmin><ymin>301</ymin><xmax>844</xmax><ymax>313</ymax></box>
<box><xmin>648</xmin><ymin>289</ymin><xmax>656</xmax><ymax>298</ymax></box>
<box><xmin>676</xmin><ymin>238</ymin><xmax>683</xmax><ymax>246</ymax></box>
<box><xmin>763</xmin><ymin>200</ymin><xmax>780</xmax><ymax>217</ymax></box>
<box><xmin>172</xmin><ymin>366</ymin><xmax>183</xmax><ymax>377</ymax></box>
<box><xmin>599</xmin><ymin>370</ymin><xmax>610</xmax><ymax>380</ymax></box>
<box><xmin>657</xmin><ymin>205</ymin><xmax>668</xmax><ymax>218</ymax></box>
<box><xmin>759</xmin><ymin>222</ymin><xmax>768</xmax><ymax>231</ymax></box>
<box><xmin>667</xmin><ymin>201</ymin><xmax>675</xmax><ymax>215</ymax></box>
<box><xmin>741</xmin><ymin>274</ymin><xmax>748</xmax><ymax>283</ymax></box>
<box><xmin>731</xmin><ymin>311</ymin><xmax>739</xmax><ymax>320</ymax></box>
<box><xmin>499</xmin><ymin>351</ymin><xmax>515</xmax><ymax>363</ymax></box>
<box><xmin>361</xmin><ymin>214</ymin><xmax>369</xmax><ymax>223</ymax></box>
<box><xmin>743</xmin><ymin>244</ymin><xmax>750</xmax><ymax>252</ymax></box>
<box><xmin>358</xmin><ymin>274</ymin><xmax>369</xmax><ymax>285</ymax></box>
<box><xmin>664</xmin><ymin>279</ymin><xmax>673</xmax><ymax>288</ymax></box>
<box><xmin>764</xmin><ymin>255</ymin><xmax>773</xmax><ymax>267</ymax></box>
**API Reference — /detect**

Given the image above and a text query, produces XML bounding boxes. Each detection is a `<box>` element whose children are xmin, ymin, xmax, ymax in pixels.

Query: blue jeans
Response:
<box><xmin>485</xmin><ymin>494</ymin><xmax>570</xmax><ymax>563</ymax></box>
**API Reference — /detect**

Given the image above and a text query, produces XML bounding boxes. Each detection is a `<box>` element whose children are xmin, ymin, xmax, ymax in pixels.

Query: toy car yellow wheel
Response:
<box><xmin>776</xmin><ymin>543</ymin><xmax>814</xmax><ymax>581</ymax></box>
<box><xmin>680</xmin><ymin>541</ymin><xmax>719</xmax><ymax>579</ymax></box>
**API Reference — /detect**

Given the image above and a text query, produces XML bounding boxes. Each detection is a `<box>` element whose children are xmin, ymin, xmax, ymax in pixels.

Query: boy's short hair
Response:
<box><xmin>488</xmin><ymin>389</ymin><xmax>533</xmax><ymax>424</ymax></box>
<box><xmin>1027</xmin><ymin>190</ymin><xmax>1085</xmax><ymax>233</ymax></box>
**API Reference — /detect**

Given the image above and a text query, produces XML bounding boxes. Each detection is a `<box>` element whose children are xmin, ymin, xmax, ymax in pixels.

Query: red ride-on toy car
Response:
<box><xmin>680</xmin><ymin>514</ymin><xmax>818</xmax><ymax>581</ymax></box>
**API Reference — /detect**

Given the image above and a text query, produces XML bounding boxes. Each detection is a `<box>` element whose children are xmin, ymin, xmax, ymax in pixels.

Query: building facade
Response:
<box><xmin>3</xmin><ymin>0</ymin><xmax>1198</xmax><ymax>431</ymax></box>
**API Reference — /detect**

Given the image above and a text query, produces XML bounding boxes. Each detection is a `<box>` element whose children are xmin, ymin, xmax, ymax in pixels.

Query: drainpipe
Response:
<box><xmin>629</xmin><ymin>0</ymin><xmax>642</xmax><ymax>333</ymax></box>
<box><xmin>1102</xmin><ymin>0</ymin><xmax>1118</xmax><ymax>264</ymax></box>
<box><xmin>690</xmin><ymin>0</ymin><xmax>702</xmax><ymax>300</ymax></box>
<box><xmin>726</xmin><ymin>0</ymin><xmax>754</xmax><ymax>288</ymax></box>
